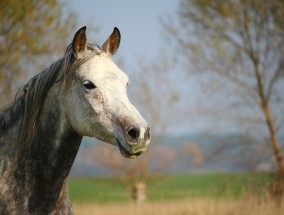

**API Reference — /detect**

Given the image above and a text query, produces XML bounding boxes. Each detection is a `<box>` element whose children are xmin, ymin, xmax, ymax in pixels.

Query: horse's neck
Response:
<box><xmin>23</xmin><ymin>87</ymin><xmax>82</xmax><ymax>208</ymax></box>
<box><xmin>0</xmin><ymin>86</ymin><xmax>82</xmax><ymax>213</ymax></box>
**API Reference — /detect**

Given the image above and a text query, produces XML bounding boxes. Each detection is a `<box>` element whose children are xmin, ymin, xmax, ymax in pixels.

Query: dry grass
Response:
<box><xmin>74</xmin><ymin>196</ymin><xmax>284</xmax><ymax>215</ymax></box>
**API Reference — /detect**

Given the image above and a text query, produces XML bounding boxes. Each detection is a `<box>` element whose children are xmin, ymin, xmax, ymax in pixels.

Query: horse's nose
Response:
<box><xmin>127</xmin><ymin>127</ymin><xmax>140</xmax><ymax>143</ymax></box>
<box><xmin>126</xmin><ymin>126</ymin><xmax>151</xmax><ymax>145</ymax></box>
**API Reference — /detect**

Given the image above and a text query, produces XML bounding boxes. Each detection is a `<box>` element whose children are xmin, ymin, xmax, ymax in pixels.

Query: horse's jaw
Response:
<box><xmin>116</xmin><ymin>139</ymin><xmax>146</xmax><ymax>159</ymax></box>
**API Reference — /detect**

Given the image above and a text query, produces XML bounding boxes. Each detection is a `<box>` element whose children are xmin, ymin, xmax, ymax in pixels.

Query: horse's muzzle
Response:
<box><xmin>116</xmin><ymin>126</ymin><xmax>150</xmax><ymax>159</ymax></box>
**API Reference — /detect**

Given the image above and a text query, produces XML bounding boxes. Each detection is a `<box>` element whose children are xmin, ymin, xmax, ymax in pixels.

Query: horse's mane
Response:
<box><xmin>14</xmin><ymin>43</ymin><xmax>101</xmax><ymax>147</ymax></box>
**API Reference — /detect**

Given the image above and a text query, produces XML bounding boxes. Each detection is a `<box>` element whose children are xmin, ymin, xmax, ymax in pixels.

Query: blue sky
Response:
<box><xmin>66</xmin><ymin>1</ymin><xmax>277</xmax><ymax>136</ymax></box>
<box><xmin>68</xmin><ymin>0</ymin><xmax>178</xmax><ymax>69</ymax></box>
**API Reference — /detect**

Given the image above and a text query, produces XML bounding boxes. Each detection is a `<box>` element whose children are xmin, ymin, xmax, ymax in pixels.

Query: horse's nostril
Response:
<box><xmin>145</xmin><ymin>127</ymin><xmax>151</xmax><ymax>141</ymax></box>
<box><xmin>127</xmin><ymin>127</ymin><xmax>140</xmax><ymax>142</ymax></box>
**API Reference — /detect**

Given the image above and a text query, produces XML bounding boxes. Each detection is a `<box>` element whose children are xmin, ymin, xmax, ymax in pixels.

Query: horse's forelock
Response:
<box><xmin>63</xmin><ymin>44</ymin><xmax>101</xmax><ymax>86</ymax></box>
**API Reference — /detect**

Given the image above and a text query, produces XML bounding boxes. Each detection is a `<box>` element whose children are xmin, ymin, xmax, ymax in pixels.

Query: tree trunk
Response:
<box><xmin>254</xmin><ymin>65</ymin><xmax>284</xmax><ymax>178</ymax></box>
<box><xmin>132</xmin><ymin>182</ymin><xmax>147</xmax><ymax>203</ymax></box>
<box><xmin>262</xmin><ymin>101</ymin><xmax>284</xmax><ymax>178</ymax></box>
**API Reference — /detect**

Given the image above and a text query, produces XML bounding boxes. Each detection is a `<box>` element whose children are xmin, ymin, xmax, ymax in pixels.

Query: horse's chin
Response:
<box><xmin>116</xmin><ymin>139</ymin><xmax>143</xmax><ymax>159</ymax></box>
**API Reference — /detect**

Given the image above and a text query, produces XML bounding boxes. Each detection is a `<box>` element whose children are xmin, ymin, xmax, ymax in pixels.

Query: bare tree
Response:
<box><xmin>81</xmin><ymin>142</ymin><xmax>176</xmax><ymax>202</ymax></box>
<box><xmin>163</xmin><ymin>0</ymin><xmax>284</xmax><ymax>177</ymax></box>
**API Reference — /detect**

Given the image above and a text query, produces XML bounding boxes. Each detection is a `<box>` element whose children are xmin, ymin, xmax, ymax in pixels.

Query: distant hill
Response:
<box><xmin>70</xmin><ymin>133</ymin><xmax>282</xmax><ymax>177</ymax></box>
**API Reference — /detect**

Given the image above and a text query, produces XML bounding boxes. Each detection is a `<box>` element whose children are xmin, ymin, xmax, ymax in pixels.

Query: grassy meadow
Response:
<box><xmin>69</xmin><ymin>173</ymin><xmax>284</xmax><ymax>215</ymax></box>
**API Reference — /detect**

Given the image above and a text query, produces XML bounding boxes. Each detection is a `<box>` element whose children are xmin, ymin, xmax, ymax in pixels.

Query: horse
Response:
<box><xmin>0</xmin><ymin>26</ymin><xmax>150</xmax><ymax>214</ymax></box>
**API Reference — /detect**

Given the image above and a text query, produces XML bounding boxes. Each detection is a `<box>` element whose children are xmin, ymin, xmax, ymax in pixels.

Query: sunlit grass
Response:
<box><xmin>73</xmin><ymin>196</ymin><xmax>284</xmax><ymax>215</ymax></box>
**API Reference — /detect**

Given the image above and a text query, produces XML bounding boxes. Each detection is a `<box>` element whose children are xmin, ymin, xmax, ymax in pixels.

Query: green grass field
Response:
<box><xmin>68</xmin><ymin>173</ymin><xmax>273</xmax><ymax>204</ymax></box>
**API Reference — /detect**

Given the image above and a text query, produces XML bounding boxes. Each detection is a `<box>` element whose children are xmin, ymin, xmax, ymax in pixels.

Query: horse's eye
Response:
<box><xmin>83</xmin><ymin>81</ymin><xmax>96</xmax><ymax>90</ymax></box>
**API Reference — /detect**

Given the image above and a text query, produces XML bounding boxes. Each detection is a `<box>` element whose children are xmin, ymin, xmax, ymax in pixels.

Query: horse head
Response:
<box><xmin>63</xmin><ymin>27</ymin><xmax>150</xmax><ymax>158</ymax></box>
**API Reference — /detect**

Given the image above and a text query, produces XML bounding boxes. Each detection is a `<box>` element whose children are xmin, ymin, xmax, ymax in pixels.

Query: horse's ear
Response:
<box><xmin>102</xmin><ymin>27</ymin><xmax>121</xmax><ymax>56</ymax></box>
<box><xmin>72</xmin><ymin>26</ymin><xmax>87</xmax><ymax>58</ymax></box>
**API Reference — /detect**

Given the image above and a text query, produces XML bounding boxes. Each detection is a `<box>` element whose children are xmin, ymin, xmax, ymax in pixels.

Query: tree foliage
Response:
<box><xmin>0</xmin><ymin>0</ymin><xmax>76</xmax><ymax>109</ymax></box>
<box><xmin>164</xmin><ymin>0</ymin><xmax>284</xmax><ymax>176</ymax></box>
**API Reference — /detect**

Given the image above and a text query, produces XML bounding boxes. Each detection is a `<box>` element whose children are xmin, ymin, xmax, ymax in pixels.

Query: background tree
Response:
<box><xmin>0</xmin><ymin>0</ymin><xmax>77</xmax><ymax>110</ymax></box>
<box><xmin>163</xmin><ymin>0</ymin><xmax>284</xmax><ymax>177</ymax></box>
<box><xmin>81</xmin><ymin>143</ymin><xmax>176</xmax><ymax>202</ymax></box>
